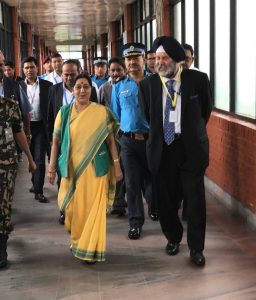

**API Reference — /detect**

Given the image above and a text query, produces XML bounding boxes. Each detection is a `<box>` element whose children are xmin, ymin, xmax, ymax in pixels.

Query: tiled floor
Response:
<box><xmin>1</xmin><ymin>161</ymin><xmax>256</xmax><ymax>300</ymax></box>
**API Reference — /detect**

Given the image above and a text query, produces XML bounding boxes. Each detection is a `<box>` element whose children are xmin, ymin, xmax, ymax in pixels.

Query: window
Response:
<box><xmin>236</xmin><ymin>0</ymin><xmax>256</xmax><ymax>118</ymax></box>
<box><xmin>198</xmin><ymin>0</ymin><xmax>210</xmax><ymax>76</ymax></box>
<box><xmin>173</xmin><ymin>2</ymin><xmax>182</xmax><ymax>43</ymax></box>
<box><xmin>132</xmin><ymin>0</ymin><xmax>156</xmax><ymax>50</ymax></box>
<box><xmin>185</xmin><ymin>0</ymin><xmax>194</xmax><ymax>48</ymax></box>
<box><xmin>0</xmin><ymin>2</ymin><xmax>14</xmax><ymax>62</ymax></box>
<box><xmin>0</xmin><ymin>2</ymin><xmax>3</xmax><ymax>24</ymax></box>
<box><xmin>173</xmin><ymin>0</ymin><xmax>256</xmax><ymax>120</ymax></box>
<box><xmin>214</xmin><ymin>0</ymin><xmax>230</xmax><ymax>111</ymax></box>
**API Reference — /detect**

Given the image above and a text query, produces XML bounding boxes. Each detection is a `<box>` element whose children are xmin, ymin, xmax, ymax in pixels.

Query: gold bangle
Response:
<box><xmin>113</xmin><ymin>159</ymin><xmax>119</xmax><ymax>163</ymax></box>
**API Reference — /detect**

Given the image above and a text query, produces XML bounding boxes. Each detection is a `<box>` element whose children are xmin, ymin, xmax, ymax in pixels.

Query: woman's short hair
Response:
<box><xmin>74</xmin><ymin>72</ymin><xmax>92</xmax><ymax>87</ymax></box>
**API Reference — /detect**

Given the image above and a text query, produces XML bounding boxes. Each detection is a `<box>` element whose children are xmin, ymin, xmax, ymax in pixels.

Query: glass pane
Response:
<box><xmin>134</xmin><ymin>29</ymin><xmax>137</xmax><ymax>42</ymax></box>
<box><xmin>198</xmin><ymin>0</ymin><xmax>210</xmax><ymax>76</ymax></box>
<box><xmin>152</xmin><ymin>19</ymin><xmax>157</xmax><ymax>41</ymax></box>
<box><xmin>141</xmin><ymin>25</ymin><xmax>145</xmax><ymax>45</ymax></box>
<box><xmin>138</xmin><ymin>27</ymin><xmax>141</xmax><ymax>43</ymax></box>
<box><xmin>215</xmin><ymin>0</ymin><xmax>230</xmax><ymax>111</ymax></box>
<box><xmin>147</xmin><ymin>22</ymin><xmax>151</xmax><ymax>50</ymax></box>
<box><xmin>185</xmin><ymin>0</ymin><xmax>194</xmax><ymax>47</ymax></box>
<box><xmin>0</xmin><ymin>4</ymin><xmax>3</xmax><ymax>24</ymax></box>
<box><xmin>236</xmin><ymin>0</ymin><xmax>256</xmax><ymax>118</ymax></box>
<box><xmin>145</xmin><ymin>0</ymin><xmax>150</xmax><ymax>17</ymax></box>
<box><xmin>173</xmin><ymin>3</ymin><xmax>182</xmax><ymax>43</ymax></box>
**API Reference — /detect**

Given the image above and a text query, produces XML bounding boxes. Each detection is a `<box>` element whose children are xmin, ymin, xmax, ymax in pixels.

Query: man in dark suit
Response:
<box><xmin>139</xmin><ymin>36</ymin><xmax>212</xmax><ymax>266</ymax></box>
<box><xmin>20</xmin><ymin>56</ymin><xmax>53</xmax><ymax>203</ymax></box>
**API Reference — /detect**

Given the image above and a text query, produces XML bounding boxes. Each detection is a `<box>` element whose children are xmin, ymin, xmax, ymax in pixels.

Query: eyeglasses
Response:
<box><xmin>74</xmin><ymin>84</ymin><xmax>91</xmax><ymax>90</ymax></box>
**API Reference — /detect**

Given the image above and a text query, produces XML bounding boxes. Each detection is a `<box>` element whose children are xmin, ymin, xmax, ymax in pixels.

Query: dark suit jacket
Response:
<box><xmin>139</xmin><ymin>69</ymin><xmax>212</xmax><ymax>175</ymax></box>
<box><xmin>47</xmin><ymin>82</ymin><xmax>98</xmax><ymax>141</ymax></box>
<box><xmin>3</xmin><ymin>76</ymin><xmax>32</xmax><ymax>135</ymax></box>
<box><xmin>3</xmin><ymin>76</ymin><xmax>20</xmax><ymax>100</ymax></box>
<box><xmin>20</xmin><ymin>78</ymin><xmax>53</xmax><ymax>139</ymax></box>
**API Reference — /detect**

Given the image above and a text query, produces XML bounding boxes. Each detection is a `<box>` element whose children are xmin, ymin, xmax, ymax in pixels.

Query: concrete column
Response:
<box><xmin>123</xmin><ymin>4</ymin><xmax>132</xmax><ymax>43</ymax></box>
<box><xmin>109</xmin><ymin>21</ymin><xmax>117</xmax><ymax>56</ymax></box>
<box><xmin>26</xmin><ymin>24</ymin><xmax>33</xmax><ymax>56</ymax></box>
<box><xmin>156</xmin><ymin>0</ymin><xmax>171</xmax><ymax>36</ymax></box>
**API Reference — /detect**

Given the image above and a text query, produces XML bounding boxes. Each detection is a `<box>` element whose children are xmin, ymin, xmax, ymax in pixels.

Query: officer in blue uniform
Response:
<box><xmin>110</xmin><ymin>42</ymin><xmax>158</xmax><ymax>240</ymax></box>
<box><xmin>91</xmin><ymin>57</ymin><xmax>109</xmax><ymax>88</ymax></box>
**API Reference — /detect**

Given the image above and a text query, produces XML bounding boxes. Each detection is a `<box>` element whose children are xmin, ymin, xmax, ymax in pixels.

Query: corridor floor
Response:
<box><xmin>1</xmin><ymin>161</ymin><xmax>256</xmax><ymax>300</ymax></box>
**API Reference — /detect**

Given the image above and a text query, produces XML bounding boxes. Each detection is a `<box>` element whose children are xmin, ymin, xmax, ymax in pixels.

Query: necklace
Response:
<box><xmin>74</xmin><ymin>101</ymin><xmax>90</xmax><ymax>113</ymax></box>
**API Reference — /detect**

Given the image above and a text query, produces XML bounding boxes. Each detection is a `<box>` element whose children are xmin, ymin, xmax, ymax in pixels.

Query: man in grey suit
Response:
<box><xmin>139</xmin><ymin>36</ymin><xmax>212</xmax><ymax>266</ymax></box>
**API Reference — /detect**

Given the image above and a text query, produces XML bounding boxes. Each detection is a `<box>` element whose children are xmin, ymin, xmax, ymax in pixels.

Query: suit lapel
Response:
<box><xmin>180</xmin><ymin>70</ymin><xmax>188</xmax><ymax>125</ymax></box>
<box><xmin>57</xmin><ymin>83</ymin><xmax>64</xmax><ymax>109</ymax></box>
<box><xmin>153</xmin><ymin>75</ymin><xmax>163</xmax><ymax>127</ymax></box>
<box><xmin>19</xmin><ymin>80</ymin><xmax>27</xmax><ymax>95</ymax></box>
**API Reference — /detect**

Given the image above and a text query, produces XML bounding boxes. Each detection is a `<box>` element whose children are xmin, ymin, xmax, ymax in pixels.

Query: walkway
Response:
<box><xmin>1</xmin><ymin>161</ymin><xmax>256</xmax><ymax>300</ymax></box>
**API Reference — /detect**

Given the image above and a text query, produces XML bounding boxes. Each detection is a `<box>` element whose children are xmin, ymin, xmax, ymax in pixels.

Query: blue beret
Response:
<box><xmin>153</xmin><ymin>36</ymin><xmax>185</xmax><ymax>62</ymax></box>
<box><xmin>122</xmin><ymin>42</ymin><xmax>145</xmax><ymax>58</ymax></box>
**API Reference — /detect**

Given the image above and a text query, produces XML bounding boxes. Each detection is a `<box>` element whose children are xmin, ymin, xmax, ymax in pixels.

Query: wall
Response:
<box><xmin>206</xmin><ymin>111</ymin><xmax>256</xmax><ymax>214</ymax></box>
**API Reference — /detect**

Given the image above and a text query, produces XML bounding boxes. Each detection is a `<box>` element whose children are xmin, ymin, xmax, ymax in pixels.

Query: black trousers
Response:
<box><xmin>30</xmin><ymin>121</ymin><xmax>47</xmax><ymax>194</ymax></box>
<box><xmin>156</xmin><ymin>139</ymin><xmax>206</xmax><ymax>251</ymax></box>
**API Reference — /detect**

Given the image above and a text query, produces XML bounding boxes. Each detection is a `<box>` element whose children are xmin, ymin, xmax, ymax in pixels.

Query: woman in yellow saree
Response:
<box><xmin>47</xmin><ymin>73</ymin><xmax>123</xmax><ymax>263</ymax></box>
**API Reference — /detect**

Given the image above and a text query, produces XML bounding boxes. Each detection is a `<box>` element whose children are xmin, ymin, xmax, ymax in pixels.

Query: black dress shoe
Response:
<box><xmin>190</xmin><ymin>250</ymin><xmax>205</xmax><ymax>266</ymax></box>
<box><xmin>35</xmin><ymin>194</ymin><xmax>49</xmax><ymax>203</ymax></box>
<box><xmin>59</xmin><ymin>211</ymin><xmax>65</xmax><ymax>224</ymax></box>
<box><xmin>29</xmin><ymin>186</ymin><xmax>35</xmax><ymax>193</ymax></box>
<box><xmin>128</xmin><ymin>227</ymin><xmax>141</xmax><ymax>240</ymax></box>
<box><xmin>110</xmin><ymin>208</ymin><xmax>126</xmax><ymax>216</ymax></box>
<box><xmin>148</xmin><ymin>207</ymin><xmax>159</xmax><ymax>221</ymax></box>
<box><xmin>166</xmin><ymin>242</ymin><xmax>180</xmax><ymax>256</ymax></box>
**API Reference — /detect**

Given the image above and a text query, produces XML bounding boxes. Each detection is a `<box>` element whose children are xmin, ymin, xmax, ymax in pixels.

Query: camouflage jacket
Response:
<box><xmin>0</xmin><ymin>96</ymin><xmax>23</xmax><ymax>166</ymax></box>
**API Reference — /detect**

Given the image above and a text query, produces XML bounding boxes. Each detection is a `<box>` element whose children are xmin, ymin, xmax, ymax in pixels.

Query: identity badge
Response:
<box><xmin>169</xmin><ymin>110</ymin><xmax>178</xmax><ymax>123</ymax></box>
<box><xmin>5</xmin><ymin>127</ymin><xmax>14</xmax><ymax>143</ymax></box>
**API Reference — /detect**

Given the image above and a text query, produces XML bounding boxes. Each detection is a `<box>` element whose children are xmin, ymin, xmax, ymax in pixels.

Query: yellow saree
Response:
<box><xmin>53</xmin><ymin>102</ymin><xmax>119</xmax><ymax>261</ymax></box>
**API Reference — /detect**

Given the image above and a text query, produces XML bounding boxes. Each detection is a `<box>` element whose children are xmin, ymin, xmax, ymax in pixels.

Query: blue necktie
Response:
<box><xmin>163</xmin><ymin>80</ymin><xmax>175</xmax><ymax>145</ymax></box>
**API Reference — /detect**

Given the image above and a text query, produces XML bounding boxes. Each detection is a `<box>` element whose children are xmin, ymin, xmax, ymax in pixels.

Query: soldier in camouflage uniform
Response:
<box><xmin>0</xmin><ymin>95</ymin><xmax>36</xmax><ymax>269</ymax></box>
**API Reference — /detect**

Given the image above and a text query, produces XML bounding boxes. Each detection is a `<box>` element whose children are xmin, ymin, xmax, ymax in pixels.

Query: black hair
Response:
<box><xmin>182</xmin><ymin>44</ymin><xmax>194</xmax><ymax>56</ymax></box>
<box><xmin>50</xmin><ymin>51</ymin><xmax>62</xmax><ymax>59</ymax></box>
<box><xmin>4</xmin><ymin>61</ymin><xmax>15</xmax><ymax>68</ymax></box>
<box><xmin>74</xmin><ymin>72</ymin><xmax>92</xmax><ymax>87</ymax></box>
<box><xmin>108</xmin><ymin>57</ymin><xmax>125</xmax><ymax>69</ymax></box>
<box><xmin>63</xmin><ymin>59</ymin><xmax>80</xmax><ymax>70</ymax></box>
<box><xmin>22</xmin><ymin>56</ymin><xmax>37</xmax><ymax>67</ymax></box>
<box><xmin>145</xmin><ymin>50</ymin><xmax>155</xmax><ymax>58</ymax></box>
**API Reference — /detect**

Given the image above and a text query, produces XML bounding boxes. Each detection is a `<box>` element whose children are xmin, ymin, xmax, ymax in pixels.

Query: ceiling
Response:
<box><xmin>3</xmin><ymin>0</ymin><xmax>134</xmax><ymax>51</ymax></box>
